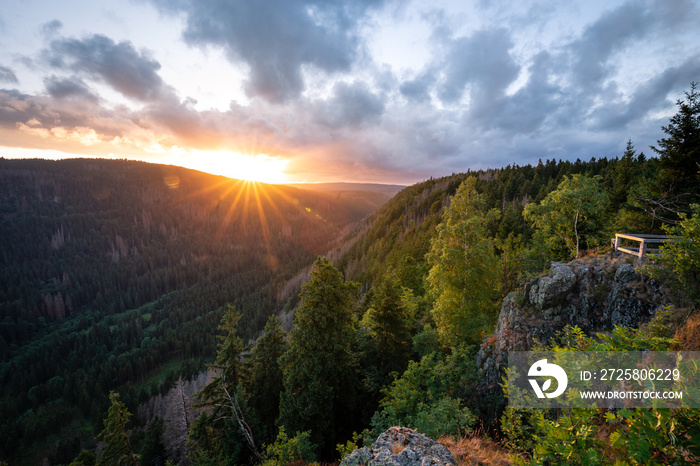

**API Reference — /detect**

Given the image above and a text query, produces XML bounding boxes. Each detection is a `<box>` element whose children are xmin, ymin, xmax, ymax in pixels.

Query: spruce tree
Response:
<box><xmin>362</xmin><ymin>272</ymin><xmax>413</xmax><ymax>381</ymax></box>
<box><xmin>138</xmin><ymin>416</ymin><xmax>165</xmax><ymax>466</ymax></box>
<box><xmin>197</xmin><ymin>304</ymin><xmax>244</xmax><ymax>412</ymax></box>
<box><xmin>652</xmin><ymin>82</ymin><xmax>700</xmax><ymax>200</ymax></box>
<box><xmin>244</xmin><ymin>314</ymin><xmax>287</xmax><ymax>444</ymax></box>
<box><xmin>278</xmin><ymin>256</ymin><xmax>360</xmax><ymax>456</ymax></box>
<box><xmin>97</xmin><ymin>391</ymin><xmax>139</xmax><ymax>466</ymax></box>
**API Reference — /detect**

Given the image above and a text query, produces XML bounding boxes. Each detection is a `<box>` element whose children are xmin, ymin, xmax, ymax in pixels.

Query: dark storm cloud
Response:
<box><xmin>569</xmin><ymin>0</ymin><xmax>697</xmax><ymax>93</ymax></box>
<box><xmin>151</xmin><ymin>0</ymin><xmax>387</xmax><ymax>102</ymax></box>
<box><xmin>591</xmin><ymin>54</ymin><xmax>700</xmax><ymax>130</ymax></box>
<box><xmin>0</xmin><ymin>65</ymin><xmax>18</xmax><ymax>84</ymax></box>
<box><xmin>315</xmin><ymin>81</ymin><xmax>385</xmax><ymax>128</ymax></box>
<box><xmin>44</xmin><ymin>75</ymin><xmax>97</xmax><ymax>101</ymax></box>
<box><xmin>44</xmin><ymin>34</ymin><xmax>168</xmax><ymax>101</ymax></box>
<box><xmin>494</xmin><ymin>50</ymin><xmax>565</xmax><ymax>134</ymax></box>
<box><xmin>437</xmin><ymin>28</ymin><xmax>520</xmax><ymax>109</ymax></box>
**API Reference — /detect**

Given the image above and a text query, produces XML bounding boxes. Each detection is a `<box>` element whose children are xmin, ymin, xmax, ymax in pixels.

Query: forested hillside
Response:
<box><xmin>2</xmin><ymin>84</ymin><xmax>699</xmax><ymax>465</ymax></box>
<box><xmin>0</xmin><ymin>158</ymin><xmax>377</xmax><ymax>464</ymax></box>
<box><xmin>153</xmin><ymin>84</ymin><xmax>697</xmax><ymax>466</ymax></box>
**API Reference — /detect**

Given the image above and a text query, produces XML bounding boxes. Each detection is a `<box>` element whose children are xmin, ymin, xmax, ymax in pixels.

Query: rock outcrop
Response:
<box><xmin>340</xmin><ymin>427</ymin><xmax>455</xmax><ymax>466</ymax></box>
<box><xmin>477</xmin><ymin>256</ymin><xmax>670</xmax><ymax>392</ymax></box>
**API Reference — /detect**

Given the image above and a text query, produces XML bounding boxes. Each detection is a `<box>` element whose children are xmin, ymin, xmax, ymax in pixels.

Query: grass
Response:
<box><xmin>439</xmin><ymin>435</ymin><xmax>515</xmax><ymax>466</ymax></box>
<box><xmin>391</xmin><ymin>442</ymin><xmax>406</xmax><ymax>455</ymax></box>
<box><xmin>131</xmin><ymin>357</ymin><xmax>183</xmax><ymax>393</ymax></box>
<box><xmin>674</xmin><ymin>310</ymin><xmax>700</xmax><ymax>350</ymax></box>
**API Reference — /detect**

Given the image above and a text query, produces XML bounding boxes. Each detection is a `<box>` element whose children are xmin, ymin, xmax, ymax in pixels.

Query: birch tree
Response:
<box><xmin>425</xmin><ymin>177</ymin><xmax>501</xmax><ymax>347</ymax></box>
<box><xmin>524</xmin><ymin>174</ymin><xmax>607</xmax><ymax>259</ymax></box>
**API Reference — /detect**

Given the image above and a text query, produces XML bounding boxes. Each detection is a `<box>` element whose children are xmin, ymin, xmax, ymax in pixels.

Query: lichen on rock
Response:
<box><xmin>477</xmin><ymin>255</ymin><xmax>670</xmax><ymax>394</ymax></box>
<box><xmin>340</xmin><ymin>427</ymin><xmax>455</xmax><ymax>466</ymax></box>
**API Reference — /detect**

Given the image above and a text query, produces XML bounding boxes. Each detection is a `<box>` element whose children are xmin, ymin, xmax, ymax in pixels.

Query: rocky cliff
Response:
<box><xmin>477</xmin><ymin>255</ymin><xmax>671</xmax><ymax>392</ymax></box>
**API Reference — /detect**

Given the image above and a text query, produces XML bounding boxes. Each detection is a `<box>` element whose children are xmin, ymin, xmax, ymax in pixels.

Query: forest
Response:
<box><xmin>0</xmin><ymin>84</ymin><xmax>699</xmax><ymax>465</ymax></box>
<box><xmin>0</xmin><ymin>159</ymin><xmax>386</xmax><ymax>464</ymax></box>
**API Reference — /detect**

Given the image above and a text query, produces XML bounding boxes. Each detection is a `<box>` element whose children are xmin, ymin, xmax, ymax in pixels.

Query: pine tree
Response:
<box><xmin>362</xmin><ymin>271</ymin><xmax>413</xmax><ymax>380</ymax></box>
<box><xmin>138</xmin><ymin>415</ymin><xmax>166</xmax><ymax>466</ymax></box>
<box><xmin>194</xmin><ymin>305</ymin><xmax>261</xmax><ymax>463</ymax></box>
<box><xmin>244</xmin><ymin>314</ymin><xmax>287</xmax><ymax>444</ymax></box>
<box><xmin>97</xmin><ymin>391</ymin><xmax>139</xmax><ymax>466</ymax></box>
<box><xmin>278</xmin><ymin>256</ymin><xmax>360</xmax><ymax>456</ymax></box>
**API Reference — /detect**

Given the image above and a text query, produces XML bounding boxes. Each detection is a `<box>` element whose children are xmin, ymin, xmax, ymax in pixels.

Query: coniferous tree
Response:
<box><xmin>138</xmin><ymin>416</ymin><xmax>166</xmax><ymax>466</ymax></box>
<box><xmin>362</xmin><ymin>272</ymin><xmax>414</xmax><ymax>383</ymax></box>
<box><xmin>278</xmin><ymin>256</ymin><xmax>360</xmax><ymax>456</ymax></box>
<box><xmin>97</xmin><ymin>391</ymin><xmax>139</xmax><ymax>466</ymax></box>
<box><xmin>194</xmin><ymin>305</ymin><xmax>261</xmax><ymax>463</ymax></box>
<box><xmin>652</xmin><ymin>82</ymin><xmax>700</xmax><ymax>200</ymax></box>
<box><xmin>244</xmin><ymin>314</ymin><xmax>287</xmax><ymax>444</ymax></box>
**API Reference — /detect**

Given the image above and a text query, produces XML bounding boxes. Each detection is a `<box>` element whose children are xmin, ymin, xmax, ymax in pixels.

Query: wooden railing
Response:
<box><xmin>612</xmin><ymin>234</ymin><xmax>670</xmax><ymax>264</ymax></box>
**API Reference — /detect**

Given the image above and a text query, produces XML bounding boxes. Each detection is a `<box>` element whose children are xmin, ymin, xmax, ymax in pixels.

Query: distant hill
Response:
<box><xmin>0</xmin><ymin>157</ymin><xmax>374</xmax><ymax>464</ymax></box>
<box><xmin>285</xmin><ymin>182</ymin><xmax>405</xmax><ymax>223</ymax></box>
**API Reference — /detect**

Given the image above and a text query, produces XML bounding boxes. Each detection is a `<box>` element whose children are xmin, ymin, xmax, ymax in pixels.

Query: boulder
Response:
<box><xmin>340</xmin><ymin>427</ymin><xmax>455</xmax><ymax>466</ymax></box>
<box><xmin>477</xmin><ymin>256</ymin><xmax>670</xmax><ymax>395</ymax></box>
<box><xmin>529</xmin><ymin>262</ymin><xmax>576</xmax><ymax>309</ymax></box>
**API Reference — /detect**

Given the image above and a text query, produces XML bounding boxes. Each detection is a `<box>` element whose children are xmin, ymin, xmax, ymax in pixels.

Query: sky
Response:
<box><xmin>0</xmin><ymin>0</ymin><xmax>699</xmax><ymax>184</ymax></box>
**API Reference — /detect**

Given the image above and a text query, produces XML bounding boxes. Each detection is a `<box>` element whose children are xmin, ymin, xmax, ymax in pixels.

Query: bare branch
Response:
<box><xmin>219</xmin><ymin>379</ymin><xmax>264</xmax><ymax>463</ymax></box>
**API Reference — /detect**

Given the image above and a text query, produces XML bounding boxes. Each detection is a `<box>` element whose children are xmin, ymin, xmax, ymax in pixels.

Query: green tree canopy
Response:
<box><xmin>97</xmin><ymin>391</ymin><xmax>139</xmax><ymax>466</ymax></box>
<box><xmin>362</xmin><ymin>271</ymin><xmax>414</xmax><ymax>380</ymax></box>
<box><xmin>649</xmin><ymin>203</ymin><xmax>700</xmax><ymax>305</ymax></box>
<box><xmin>278</xmin><ymin>256</ymin><xmax>360</xmax><ymax>456</ymax></box>
<box><xmin>425</xmin><ymin>176</ymin><xmax>501</xmax><ymax>347</ymax></box>
<box><xmin>196</xmin><ymin>304</ymin><xmax>244</xmax><ymax>411</ymax></box>
<box><xmin>524</xmin><ymin>174</ymin><xmax>607</xmax><ymax>259</ymax></box>
<box><xmin>244</xmin><ymin>314</ymin><xmax>287</xmax><ymax>443</ymax></box>
<box><xmin>652</xmin><ymin>82</ymin><xmax>700</xmax><ymax>200</ymax></box>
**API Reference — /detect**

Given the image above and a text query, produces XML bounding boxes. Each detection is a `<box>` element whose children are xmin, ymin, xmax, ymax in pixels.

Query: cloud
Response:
<box><xmin>568</xmin><ymin>2</ymin><xmax>651</xmax><ymax>92</ymax></box>
<box><xmin>44</xmin><ymin>34</ymin><xmax>168</xmax><ymax>101</ymax></box>
<box><xmin>494</xmin><ymin>50</ymin><xmax>564</xmax><ymax>134</ymax></box>
<box><xmin>437</xmin><ymin>28</ymin><xmax>520</xmax><ymax>112</ymax></box>
<box><xmin>2</xmin><ymin>0</ymin><xmax>699</xmax><ymax>184</ymax></box>
<box><xmin>151</xmin><ymin>0</ymin><xmax>387</xmax><ymax>102</ymax></box>
<box><xmin>315</xmin><ymin>81</ymin><xmax>385</xmax><ymax>128</ymax></box>
<box><xmin>399</xmin><ymin>71</ymin><xmax>434</xmax><ymax>102</ymax></box>
<box><xmin>0</xmin><ymin>87</ymin><xmax>154</xmax><ymax>150</ymax></box>
<box><xmin>44</xmin><ymin>75</ymin><xmax>97</xmax><ymax>101</ymax></box>
<box><xmin>41</xmin><ymin>20</ymin><xmax>63</xmax><ymax>38</ymax></box>
<box><xmin>568</xmin><ymin>0</ymin><xmax>699</xmax><ymax>95</ymax></box>
<box><xmin>590</xmin><ymin>53</ymin><xmax>700</xmax><ymax>130</ymax></box>
<box><xmin>0</xmin><ymin>65</ymin><xmax>18</xmax><ymax>84</ymax></box>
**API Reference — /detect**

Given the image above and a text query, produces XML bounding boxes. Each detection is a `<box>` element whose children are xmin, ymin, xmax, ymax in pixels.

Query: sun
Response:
<box><xmin>185</xmin><ymin>150</ymin><xmax>290</xmax><ymax>184</ymax></box>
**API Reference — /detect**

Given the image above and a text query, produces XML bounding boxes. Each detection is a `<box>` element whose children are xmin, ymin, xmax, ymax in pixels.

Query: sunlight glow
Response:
<box><xmin>184</xmin><ymin>150</ymin><xmax>290</xmax><ymax>184</ymax></box>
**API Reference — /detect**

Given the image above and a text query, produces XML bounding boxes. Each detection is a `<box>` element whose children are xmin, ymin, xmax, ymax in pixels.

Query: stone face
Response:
<box><xmin>529</xmin><ymin>262</ymin><xmax>576</xmax><ymax>309</ymax></box>
<box><xmin>615</xmin><ymin>263</ymin><xmax>636</xmax><ymax>284</ymax></box>
<box><xmin>477</xmin><ymin>256</ymin><xmax>670</xmax><ymax>395</ymax></box>
<box><xmin>340</xmin><ymin>427</ymin><xmax>455</xmax><ymax>466</ymax></box>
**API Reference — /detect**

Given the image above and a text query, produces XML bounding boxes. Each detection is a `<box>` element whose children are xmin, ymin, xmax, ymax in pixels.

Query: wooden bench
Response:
<box><xmin>612</xmin><ymin>234</ymin><xmax>670</xmax><ymax>264</ymax></box>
